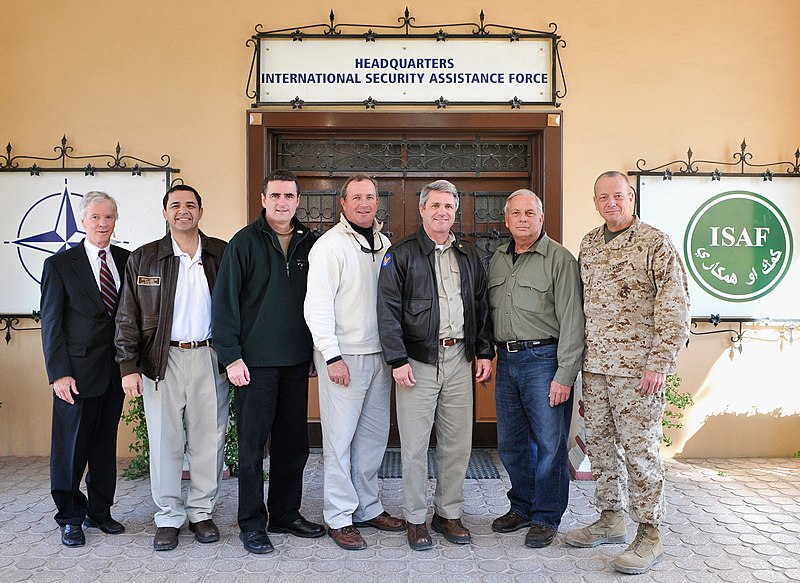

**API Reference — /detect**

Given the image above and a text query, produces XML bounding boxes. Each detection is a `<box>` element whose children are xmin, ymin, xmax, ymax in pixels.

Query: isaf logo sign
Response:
<box><xmin>638</xmin><ymin>175</ymin><xmax>800</xmax><ymax>320</ymax></box>
<box><xmin>685</xmin><ymin>191</ymin><xmax>793</xmax><ymax>302</ymax></box>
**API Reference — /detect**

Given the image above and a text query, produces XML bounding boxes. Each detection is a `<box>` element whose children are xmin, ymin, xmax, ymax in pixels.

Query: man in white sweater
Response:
<box><xmin>304</xmin><ymin>174</ymin><xmax>405</xmax><ymax>550</ymax></box>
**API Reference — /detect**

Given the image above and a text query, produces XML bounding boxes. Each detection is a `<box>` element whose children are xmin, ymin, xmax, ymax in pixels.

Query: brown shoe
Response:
<box><xmin>189</xmin><ymin>519</ymin><xmax>220</xmax><ymax>543</ymax></box>
<box><xmin>431</xmin><ymin>513</ymin><xmax>471</xmax><ymax>544</ymax></box>
<box><xmin>153</xmin><ymin>526</ymin><xmax>179</xmax><ymax>551</ymax></box>
<box><xmin>406</xmin><ymin>522</ymin><xmax>432</xmax><ymax>551</ymax></box>
<box><xmin>491</xmin><ymin>510</ymin><xmax>531</xmax><ymax>533</ymax></box>
<box><xmin>328</xmin><ymin>525</ymin><xmax>367</xmax><ymax>550</ymax></box>
<box><xmin>353</xmin><ymin>511</ymin><xmax>406</xmax><ymax>532</ymax></box>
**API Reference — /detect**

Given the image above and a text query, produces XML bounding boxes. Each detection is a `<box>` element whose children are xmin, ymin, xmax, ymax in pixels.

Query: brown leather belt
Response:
<box><xmin>438</xmin><ymin>338</ymin><xmax>463</xmax><ymax>347</ymax></box>
<box><xmin>499</xmin><ymin>338</ymin><xmax>558</xmax><ymax>353</ymax></box>
<box><xmin>169</xmin><ymin>339</ymin><xmax>212</xmax><ymax>349</ymax></box>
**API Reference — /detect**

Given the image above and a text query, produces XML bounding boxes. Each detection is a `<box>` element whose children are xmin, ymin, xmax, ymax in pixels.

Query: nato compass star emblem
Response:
<box><xmin>3</xmin><ymin>179</ymin><xmax>128</xmax><ymax>285</ymax></box>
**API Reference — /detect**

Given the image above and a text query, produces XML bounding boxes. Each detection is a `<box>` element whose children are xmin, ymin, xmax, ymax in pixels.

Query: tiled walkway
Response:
<box><xmin>1</xmin><ymin>453</ymin><xmax>799</xmax><ymax>582</ymax></box>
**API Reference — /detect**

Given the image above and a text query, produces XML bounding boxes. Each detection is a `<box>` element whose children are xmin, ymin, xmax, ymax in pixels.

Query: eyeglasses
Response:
<box><xmin>359</xmin><ymin>236</ymin><xmax>385</xmax><ymax>255</ymax></box>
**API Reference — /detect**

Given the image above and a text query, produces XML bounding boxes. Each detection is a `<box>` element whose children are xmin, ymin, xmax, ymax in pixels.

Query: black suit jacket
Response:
<box><xmin>40</xmin><ymin>241</ymin><xmax>130</xmax><ymax>398</ymax></box>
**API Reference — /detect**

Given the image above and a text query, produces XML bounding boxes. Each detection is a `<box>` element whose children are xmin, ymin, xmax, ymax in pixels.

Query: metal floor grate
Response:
<box><xmin>378</xmin><ymin>448</ymin><xmax>499</xmax><ymax>479</ymax></box>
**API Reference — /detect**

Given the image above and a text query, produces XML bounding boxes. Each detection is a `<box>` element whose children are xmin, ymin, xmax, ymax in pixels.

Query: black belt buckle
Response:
<box><xmin>504</xmin><ymin>339</ymin><xmax>547</xmax><ymax>353</ymax></box>
<box><xmin>505</xmin><ymin>341</ymin><xmax>523</xmax><ymax>353</ymax></box>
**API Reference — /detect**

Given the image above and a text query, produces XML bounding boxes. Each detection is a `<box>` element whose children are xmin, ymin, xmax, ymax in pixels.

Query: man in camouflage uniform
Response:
<box><xmin>565</xmin><ymin>171</ymin><xmax>690</xmax><ymax>575</ymax></box>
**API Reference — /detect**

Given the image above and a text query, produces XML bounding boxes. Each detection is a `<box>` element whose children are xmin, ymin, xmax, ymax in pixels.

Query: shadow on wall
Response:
<box><xmin>679</xmin><ymin>409</ymin><xmax>800</xmax><ymax>458</ymax></box>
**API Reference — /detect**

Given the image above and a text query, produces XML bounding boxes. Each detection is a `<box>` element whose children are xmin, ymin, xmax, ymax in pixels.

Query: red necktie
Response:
<box><xmin>98</xmin><ymin>249</ymin><xmax>117</xmax><ymax>315</ymax></box>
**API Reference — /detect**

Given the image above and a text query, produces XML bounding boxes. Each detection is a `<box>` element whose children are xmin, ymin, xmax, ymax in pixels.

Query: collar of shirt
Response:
<box><xmin>84</xmin><ymin>238</ymin><xmax>110</xmax><ymax>260</ymax></box>
<box><xmin>506</xmin><ymin>231</ymin><xmax>547</xmax><ymax>256</ymax></box>
<box><xmin>171</xmin><ymin>234</ymin><xmax>202</xmax><ymax>264</ymax></box>
<box><xmin>83</xmin><ymin>238</ymin><xmax>120</xmax><ymax>287</ymax></box>
<box><xmin>435</xmin><ymin>231</ymin><xmax>457</xmax><ymax>253</ymax></box>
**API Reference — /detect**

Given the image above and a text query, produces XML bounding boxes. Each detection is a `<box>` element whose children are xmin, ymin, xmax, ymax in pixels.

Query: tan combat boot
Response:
<box><xmin>564</xmin><ymin>510</ymin><xmax>627</xmax><ymax>548</ymax></box>
<box><xmin>611</xmin><ymin>523</ymin><xmax>663</xmax><ymax>574</ymax></box>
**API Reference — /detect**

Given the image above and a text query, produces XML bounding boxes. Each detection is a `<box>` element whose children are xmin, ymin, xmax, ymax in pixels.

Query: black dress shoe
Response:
<box><xmin>267</xmin><ymin>516</ymin><xmax>325</xmax><ymax>538</ymax></box>
<box><xmin>491</xmin><ymin>510</ymin><xmax>532</xmax><ymax>533</ymax></box>
<box><xmin>84</xmin><ymin>516</ymin><xmax>125</xmax><ymax>535</ymax></box>
<box><xmin>525</xmin><ymin>523</ymin><xmax>557</xmax><ymax>548</ymax></box>
<box><xmin>240</xmin><ymin>530</ymin><xmax>274</xmax><ymax>554</ymax></box>
<box><xmin>61</xmin><ymin>524</ymin><xmax>85</xmax><ymax>547</ymax></box>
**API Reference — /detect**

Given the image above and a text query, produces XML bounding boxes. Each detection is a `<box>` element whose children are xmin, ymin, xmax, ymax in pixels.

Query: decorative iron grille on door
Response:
<box><xmin>473</xmin><ymin>191</ymin><xmax>512</xmax><ymax>270</ymax></box>
<box><xmin>278</xmin><ymin>137</ymin><xmax>530</xmax><ymax>175</ymax></box>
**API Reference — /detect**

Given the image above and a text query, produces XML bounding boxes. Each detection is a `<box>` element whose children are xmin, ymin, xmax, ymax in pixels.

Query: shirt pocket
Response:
<box><xmin>488</xmin><ymin>276</ymin><xmax>506</xmax><ymax>311</ymax></box>
<box><xmin>514</xmin><ymin>275</ymin><xmax>551</xmax><ymax>314</ymax></box>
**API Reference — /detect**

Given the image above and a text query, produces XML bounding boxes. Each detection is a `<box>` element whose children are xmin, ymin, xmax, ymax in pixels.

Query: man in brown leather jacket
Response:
<box><xmin>115</xmin><ymin>184</ymin><xmax>229</xmax><ymax>551</ymax></box>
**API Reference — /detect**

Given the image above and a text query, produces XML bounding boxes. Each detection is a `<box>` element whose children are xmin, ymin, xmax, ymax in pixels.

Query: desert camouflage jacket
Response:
<box><xmin>579</xmin><ymin>218</ymin><xmax>691</xmax><ymax>377</ymax></box>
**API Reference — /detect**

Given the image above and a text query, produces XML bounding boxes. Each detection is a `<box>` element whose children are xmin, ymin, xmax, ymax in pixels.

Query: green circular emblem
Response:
<box><xmin>685</xmin><ymin>191</ymin><xmax>792</xmax><ymax>302</ymax></box>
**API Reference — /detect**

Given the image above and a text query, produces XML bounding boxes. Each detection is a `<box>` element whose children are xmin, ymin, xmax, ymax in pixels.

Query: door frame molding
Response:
<box><xmin>246</xmin><ymin>110</ymin><xmax>564</xmax><ymax>242</ymax></box>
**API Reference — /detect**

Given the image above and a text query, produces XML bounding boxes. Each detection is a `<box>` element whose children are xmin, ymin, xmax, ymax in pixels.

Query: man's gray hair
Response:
<box><xmin>504</xmin><ymin>189</ymin><xmax>543</xmax><ymax>215</ymax></box>
<box><xmin>80</xmin><ymin>191</ymin><xmax>119</xmax><ymax>220</ymax></box>
<box><xmin>419</xmin><ymin>179</ymin><xmax>459</xmax><ymax>211</ymax></box>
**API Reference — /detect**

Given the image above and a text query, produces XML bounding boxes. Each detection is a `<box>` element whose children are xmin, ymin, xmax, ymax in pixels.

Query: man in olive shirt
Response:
<box><xmin>488</xmin><ymin>189</ymin><xmax>584</xmax><ymax>548</ymax></box>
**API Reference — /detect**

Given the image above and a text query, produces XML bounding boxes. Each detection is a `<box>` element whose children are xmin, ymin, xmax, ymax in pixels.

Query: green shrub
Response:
<box><xmin>663</xmin><ymin>374</ymin><xmax>694</xmax><ymax>447</ymax></box>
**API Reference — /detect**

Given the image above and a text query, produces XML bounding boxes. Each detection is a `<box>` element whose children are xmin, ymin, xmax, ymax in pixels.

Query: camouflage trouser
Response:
<box><xmin>582</xmin><ymin>371</ymin><xmax>666</xmax><ymax>525</ymax></box>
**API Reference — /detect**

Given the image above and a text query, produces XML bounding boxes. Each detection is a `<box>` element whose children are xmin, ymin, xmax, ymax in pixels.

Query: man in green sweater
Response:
<box><xmin>212</xmin><ymin>169</ymin><xmax>324</xmax><ymax>554</ymax></box>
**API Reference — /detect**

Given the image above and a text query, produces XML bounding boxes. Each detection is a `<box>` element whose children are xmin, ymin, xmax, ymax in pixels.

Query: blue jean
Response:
<box><xmin>495</xmin><ymin>343</ymin><xmax>573</xmax><ymax>529</ymax></box>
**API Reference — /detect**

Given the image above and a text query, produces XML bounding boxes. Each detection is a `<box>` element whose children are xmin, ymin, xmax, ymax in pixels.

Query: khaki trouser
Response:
<box><xmin>143</xmin><ymin>346</ymin><xmax>230</xmax><ymax>527</ymax></box>
<box><xmin>397</xmin><ymin>343</ymin><xmax>473</xmax><ymax>524</ymax></box>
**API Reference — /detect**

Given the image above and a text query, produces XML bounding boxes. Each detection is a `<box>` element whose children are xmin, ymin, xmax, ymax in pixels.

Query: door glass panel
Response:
<box><xmin>278</xmin><ymin>137</ymin><xmax>529</xmax><ymax>174</ymax></box>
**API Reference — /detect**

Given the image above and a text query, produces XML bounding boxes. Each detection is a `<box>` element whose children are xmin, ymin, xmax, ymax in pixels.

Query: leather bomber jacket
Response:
<box><xmin>377</xmin><ymin>227</ymin><xmax>495</xmax><ymax>367</ymax></box>
<box><xmin>114</xmin><ymin>231</ymin><xmax>227</xmax><ymax>381</ymax></box>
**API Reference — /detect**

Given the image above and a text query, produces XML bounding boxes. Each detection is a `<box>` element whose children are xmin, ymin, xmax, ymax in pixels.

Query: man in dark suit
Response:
<box><xmin>40</xmin><ymin>191</ymin><xmax>130</xmax><ymax>547</ymax></box>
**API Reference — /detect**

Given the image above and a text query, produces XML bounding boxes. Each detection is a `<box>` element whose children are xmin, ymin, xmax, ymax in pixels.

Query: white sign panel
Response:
<box><xmin>258</xmin><ymin>38</ymin><xmax>554</xmax><ymax>105</ymax></box>
<box><xmin>0</xmin><ymin>172</ymin><xmax>169</xmax><ymax>314</ymax></box>
<box><xmin>638</xmin><ymin>175</ymin><xmax>799</xmax><ymax>320</ymax></box>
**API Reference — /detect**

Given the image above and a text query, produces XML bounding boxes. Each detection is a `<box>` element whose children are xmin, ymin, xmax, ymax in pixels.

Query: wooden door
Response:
<box><xmin>246</xmin><ymin>111</ymin><xmax>564</xmax><ymax>447</ymax></box>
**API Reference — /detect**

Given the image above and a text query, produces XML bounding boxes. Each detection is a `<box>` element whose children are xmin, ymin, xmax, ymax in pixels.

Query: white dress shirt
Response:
<box><xmin>83</xmin><ymin>239</ymin><xmax>121</xmax><ymax>291</ymax></box>
<box><xmin>170</xmin><ymin>235</ymin><xmax>212</xmax><ymax>342</ymax></box>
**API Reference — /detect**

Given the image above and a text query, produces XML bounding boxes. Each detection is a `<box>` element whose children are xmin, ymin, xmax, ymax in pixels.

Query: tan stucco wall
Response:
<box><xmin>1</xmin><ymin>0</ymin><xmax>799</xmax><ymax>457</ymax></box>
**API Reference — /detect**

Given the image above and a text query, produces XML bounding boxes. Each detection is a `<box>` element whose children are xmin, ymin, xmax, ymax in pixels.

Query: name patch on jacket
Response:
<box><xmin>137</xmin><ymin>276</ymin><xmax>161</xmax><ymax>286</ymax></box>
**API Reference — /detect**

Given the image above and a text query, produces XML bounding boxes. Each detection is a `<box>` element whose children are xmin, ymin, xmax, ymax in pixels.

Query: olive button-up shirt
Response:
<box><xmin>488</xmin><ymin>235</ymin><xmax>585</xmax><ymax>386</ymax></box>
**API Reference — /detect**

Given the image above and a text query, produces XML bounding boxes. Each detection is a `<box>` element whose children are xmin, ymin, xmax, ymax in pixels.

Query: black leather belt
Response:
<box><xmin>499</xmin><ymin>338</ymin><xmax>557</xmax><ymax>353</ymax></box>
<box><xmin>169</xmin><ymin>339</ymin><xmax>212</xmax><ymax>349</ymax></box>
<box><xmin>438</xmin><ymin>337</ymin><xmax>463</xmax><ymax>347</ymax></box>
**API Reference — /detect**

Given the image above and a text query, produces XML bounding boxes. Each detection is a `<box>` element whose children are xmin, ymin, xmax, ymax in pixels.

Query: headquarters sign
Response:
<box><xmin>256</xmin><ymin>39</ymin><xmax>554</xmax><ymax>106</ymax></box>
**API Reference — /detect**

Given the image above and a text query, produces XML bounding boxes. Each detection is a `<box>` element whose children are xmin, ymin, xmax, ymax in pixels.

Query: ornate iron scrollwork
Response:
<box><xmin>634</xmin><ymin>139</ymin><xmax>800</xmax><ymax>180</ymax></box>
<box><xmin>1</xmin><ymin>313</ymin><xmax>41</xmax><ymax>344</ymax></box>
<box><xmin>277</xmin><ymin>136</ymin><xmax>529</xmax><ymax>177</ymax></box>
<box><xmin>1</xmin><ymin>135</ymin><xmax>176</xmax><ymax>174</ymax></box>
